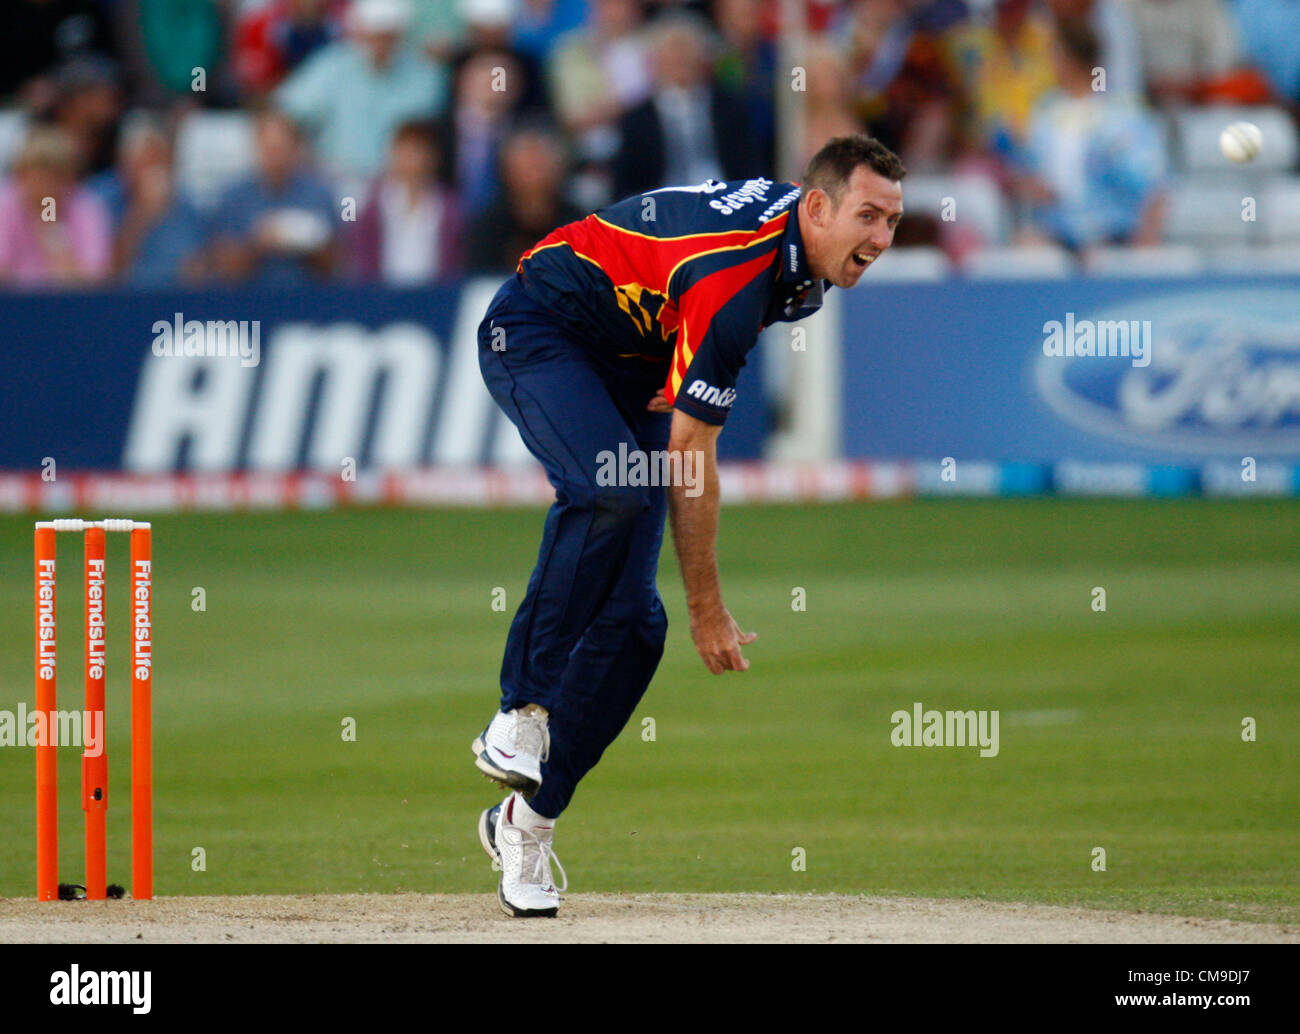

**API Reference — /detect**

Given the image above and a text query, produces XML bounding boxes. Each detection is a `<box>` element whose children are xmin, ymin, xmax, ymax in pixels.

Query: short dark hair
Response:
<box><xmin>802</xmin><ymin>135</ymin><xmax>906</xmax><ymax>205</ymax></box>
<box><xmin>393</xmin><ymin>119</ymin><xmax>440</xmax><ymax>151</ymax></box>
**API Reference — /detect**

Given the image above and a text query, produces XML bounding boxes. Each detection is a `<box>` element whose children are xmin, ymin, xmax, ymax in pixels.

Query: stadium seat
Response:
<box><xmin>0</xmin><ymin>110</ymin><xmax>28</xmax><ymax>173</ymax></box>
<box><xmin>174</xmin><ymin>111</ymin><xmax>257</xmax><ymax>211</ymax></box>
<box><xmin>962</xmin><ymin>244</ymin><xmax>1076</xmax><ymax>279</ymax></box>
<box><xmin>1083</xmin><ymin>244</ymin><xmax>1205</xmax><ymax>277</ymax></box>
<box><xmin>1163</xmin><ymin>177</ymin><xmax>1255</xmax><ymax>245</ymax></box>
<box><xmin>1258</xmin><ymin>178</ymin><xmax>1300</xmax><ymax>244</ymax></box>
<box><xmin>896</xmin><ymin>172</ymin><xmax>1009</xmax><ymax>246</ymax></box>
<box><xmin>862</xmin><ymin>246</ymin><xmax>952</xmax><ymax>281</ymax></box>
<box><xmin>1172</xmin><ymin>105</ymin><xmax>1299</xmax><ymax>173</ymax></box>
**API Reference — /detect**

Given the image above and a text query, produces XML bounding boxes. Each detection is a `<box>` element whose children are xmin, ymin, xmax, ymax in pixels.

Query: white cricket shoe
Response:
<box><xmin>472</xmin><ymin>707</ymin><xmax>549</xmax><ymax>798</ymax></box>
<box><xmin>480</xmin><ymin>794</ymin><xmax>566</xmax><ymax>918</ymax></box>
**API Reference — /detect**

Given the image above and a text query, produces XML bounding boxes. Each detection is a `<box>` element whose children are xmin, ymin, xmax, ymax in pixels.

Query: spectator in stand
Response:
<box><xmin>353</xmin><ymin>119</ymin><xmax>463</xmax><ymax>285</ymax></box>
<box><xmin>48</xmin><ymin>56</ymin><xmax>124</xmax><ymax>178</ymax></box>
<box><xmin>275</xmin><ymin>0</ymin><xmax>445</xmax><ymax>188</ymax></box>
<box><xmin>1014</xmin><ymin>17</ymin><xmax>1168</xmax><ymax>249</ymax></box>
<box><xmin>448</xmin><ymin>0</ymin><xmax>552</xmax><ymax>113</ymax></box>
<box><xmin>1045</xmin><ymin>0</ymin><xmax>1144</xmax><ymax>96</ymax></box>
<box><xmin>714</xmin><ymin>0</ymin><xmax>778</xmax><ymax>174</ymax></box>
<box><xmin>611</xmin><ymin>13</ymin><xmax>759</xmax><ymax>198</ymax></box>
<box><xmin>548</xmin><ymin>0</ymin><xmax>651</xmax><ymax>179</ymax></box>
<box><xmin>440</xmin><ymin>46</ymin><xmax>532</xmax><ymax>217</ymax></box>
<box><xmin>1228</xmin><ymin>0</ymin><xmax>1300</xmax><ymax>106</ymax></box>
<box><xmin>0</xmin><ymin>126</ymin><xmax>111</xmax><ymax>288</ymax></box>
<box><xmin>0</xmin><ymin>0</ymin><xmax>118</xmax><ymax>105</ymax></box>
<box><xmin>410</xmin><ymin>0</ymin><xmax>581</xmax><ymax>68</ymax></box>
<box><xmin>208</xmin><ymin>108</ymin><xmax>339</xmax><ymax>285</ymax></box>
<box><xmin>943</xmin><ymin>0</ymin><xmax>1058</xmax><ymax>170</ymax></box>
<box><xmin>513</xmin><ymin>0</ymin><xmax>591</xmax><ymax>62</ymax></box>
<box><xmin>234</xmin><ymin>0</ymin><xmax>348</xmax><ymax>97</ymax></box>
<box><xmin>466</xmin><ymin>124</ymin><xmax>583</xmax><ymax>273</ymax></box>
<box><xmin>113</xmin><ymin>0</ymin><xmax>228</xmax><ymax>106</ymax></box>
<box><xmin>839</xmin><ymin>0</ymin><xmax>960</xmax><ymax>170</ymax></box>
<box><xmin>1122</xmin><ymin>0</ymin><xmax>1243</xmax><ymax>104</ymax></box>
<box><xmin>797</xmin><ymin>38</ymin><xmax>864</xmax><ymax>174</ymax></box>
<box><xmin>92</xmin><ymin>114</ymin><xmax>207</xmax><ymax>286</ymax></box>
<box><xmin>410</xmin><ymin>0</ymin><xmax>468</xmax><ymax>62</ymax></box>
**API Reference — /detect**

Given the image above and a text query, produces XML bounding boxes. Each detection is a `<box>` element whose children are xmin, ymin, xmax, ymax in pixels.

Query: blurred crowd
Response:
<box><xmin>1</xmin><ymin>0</ymin><xmax>1297</xmax><ymax>289</ymax></box>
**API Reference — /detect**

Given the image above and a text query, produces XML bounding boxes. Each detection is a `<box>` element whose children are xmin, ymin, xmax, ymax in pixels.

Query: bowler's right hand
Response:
<box><xmin>689</xmin><ymin>606</ymin><xmax>757</xmax><ymax>674</ymax></box>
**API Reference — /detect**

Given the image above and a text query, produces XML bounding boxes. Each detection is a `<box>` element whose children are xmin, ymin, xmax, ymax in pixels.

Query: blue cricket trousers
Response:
<box><xmin>477</xmin><ymin>275</ymin><xmax>671</xmax><ymax>819</ymax></box>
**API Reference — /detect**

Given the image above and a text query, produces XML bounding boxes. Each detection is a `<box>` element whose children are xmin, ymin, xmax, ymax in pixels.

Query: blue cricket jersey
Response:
<box><xmin>515</xmin><ymin>177</ymin><xmax>827</xmax><ymax>425</ymax></box>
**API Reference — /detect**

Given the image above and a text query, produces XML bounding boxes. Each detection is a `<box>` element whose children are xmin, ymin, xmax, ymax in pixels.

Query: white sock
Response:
<box><xmin>509</xmin><ymin>792</ymin><xmax>555</xmax><ymax>830</ymax></box>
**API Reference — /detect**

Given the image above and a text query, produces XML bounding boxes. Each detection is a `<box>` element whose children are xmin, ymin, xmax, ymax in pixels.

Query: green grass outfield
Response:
<box><xmin>0</xmin><ymin>500</ymin><xmax>1296</xmax><ymax>923</ymax></box>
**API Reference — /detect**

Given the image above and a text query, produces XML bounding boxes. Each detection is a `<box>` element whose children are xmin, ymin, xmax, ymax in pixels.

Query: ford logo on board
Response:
<box><xmin>1033</xmin><ymin>288</ymin><xmax>1300</xmax><ymax>455</ymax></box>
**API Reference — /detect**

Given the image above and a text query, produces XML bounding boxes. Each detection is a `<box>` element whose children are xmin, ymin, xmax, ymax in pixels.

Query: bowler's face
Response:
<box><xmin>810</xmin><ymin>166</ymin><xmax>903</xmax><ymax>288</ymax></box>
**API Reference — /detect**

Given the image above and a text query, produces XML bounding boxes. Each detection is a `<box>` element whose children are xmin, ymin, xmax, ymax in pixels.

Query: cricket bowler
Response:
<box><xmin>472</xmin><ymin>134</ymin><xmax>905</xmax><ymax>916</ymax></box>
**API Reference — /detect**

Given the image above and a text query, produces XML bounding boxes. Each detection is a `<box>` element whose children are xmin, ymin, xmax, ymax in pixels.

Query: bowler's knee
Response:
<box><xmin>588</xmin><ymin>482</ymin><xmax>652</xmax><ymax>526</ymax></box>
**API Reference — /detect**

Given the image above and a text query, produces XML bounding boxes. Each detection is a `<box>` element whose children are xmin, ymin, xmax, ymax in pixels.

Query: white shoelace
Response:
<box><xmin>506</xmin><ymin>824</ymin><xmax>567</xmax><ymax>893</ymax></box>
<box><xmin>513</xmin><ymin>710</ymin><xmax>550</xmax><ymax>763</ymax></box>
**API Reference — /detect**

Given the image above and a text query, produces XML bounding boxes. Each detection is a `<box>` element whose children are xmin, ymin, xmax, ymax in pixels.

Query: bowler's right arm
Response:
<box><xmin>665</xmin><ymin>408</ymin><xmax>757</xmax><ymax>674</ymax></box>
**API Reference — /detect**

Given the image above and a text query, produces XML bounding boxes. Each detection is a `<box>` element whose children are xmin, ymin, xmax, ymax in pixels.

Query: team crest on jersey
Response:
<box><xmin>613</xmin><ymin>282</ymin><xmax>677</xmax><ymax>342</ymax></box>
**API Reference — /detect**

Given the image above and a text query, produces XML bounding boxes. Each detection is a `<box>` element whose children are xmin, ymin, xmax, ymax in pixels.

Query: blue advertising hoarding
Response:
<box><xmin>4</xmin><ymin>272</ymin><xmax>1297</xmax><ymax>504</ymax></box>
<box><xmin>841</xmin><ymin>275</ymin><xmax>1300</xmax><ymax>466</ymax></box>
<box><xmin>0</xmin><ymin>280</ymin><xmax>769</xmax><ymax>475</ymax></box>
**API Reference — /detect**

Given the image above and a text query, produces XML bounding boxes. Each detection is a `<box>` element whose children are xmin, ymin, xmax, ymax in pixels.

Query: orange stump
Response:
<box><xmin>82</xmin><ymin>525</ymin><xmax>108</xmax><ymax>900</ymax></box>
<box><xmin>35</xmin><ymin>526</ymin><xmax>58</xmax><ymax>901</ymax></box>
<box><xmin>131</xmin><ymin>526</ymin><xmax>153</xmax><ymax>900</ymax></box>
